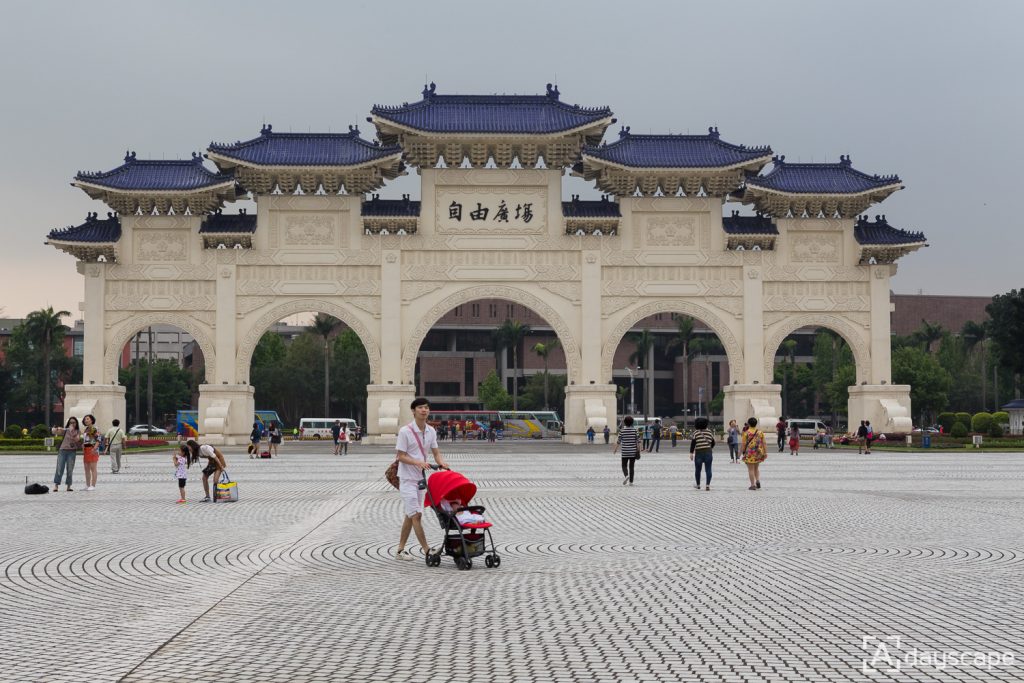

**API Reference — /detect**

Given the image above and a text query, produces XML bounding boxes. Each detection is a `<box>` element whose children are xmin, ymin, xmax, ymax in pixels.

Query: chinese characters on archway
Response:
<box><xmin>449</xmin><ymin>200</ymin><xmax>533</xmax><ymax>224</ymax></box>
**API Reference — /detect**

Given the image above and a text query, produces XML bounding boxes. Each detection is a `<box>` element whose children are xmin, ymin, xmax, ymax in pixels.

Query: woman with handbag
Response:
<box><xmin>81</xmin><ymin>414</ymin><xmax>101</xmax><ymax>490</ymax></box>
<box><xmin>186</xmin><ymin>439</ymin><xmax>227</xmax><ymax>502</ymax></box>
<box><xmin>741</xmin><ymin>417</ymin><xmax>768</xmax><ymax>490</ymax></box>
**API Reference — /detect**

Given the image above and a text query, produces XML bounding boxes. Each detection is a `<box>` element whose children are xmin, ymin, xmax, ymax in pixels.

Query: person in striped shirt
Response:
<box><xmin>612</xmin><ymin>415</ymin><xmax>640</xmax><ymax>486</ymax></box>
<box><xmin>689</xmin><ymin>417</ymin><xmax>716</xmax><ymax>491</ymax></box>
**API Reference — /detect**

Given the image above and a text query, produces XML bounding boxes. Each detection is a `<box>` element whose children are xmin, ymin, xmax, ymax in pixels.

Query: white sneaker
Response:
<box><xmin>622</xmin><ymin>476</ymin><xmax>629</xmax><ymax>486</ymax></box>
<box><xmin>395</xmin><ymin>549</ymin><xmax>413</xmax><ymax>561</ymax></box>
<box><xmin>86</xmin><ymin>486</ymin><xmax>95</xmax><ymax>491</ymax></box>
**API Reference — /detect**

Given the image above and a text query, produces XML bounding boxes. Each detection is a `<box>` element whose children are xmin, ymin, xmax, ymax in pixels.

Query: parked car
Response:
<box><xmin>911</xmin><ymin>426</ymin><xmax>940</xmax><ymax>434</ymax></box>
<box><xmin>128</xmin><ymin>424</ymin><xmax>168</xmax><ymax>435</ymax></box>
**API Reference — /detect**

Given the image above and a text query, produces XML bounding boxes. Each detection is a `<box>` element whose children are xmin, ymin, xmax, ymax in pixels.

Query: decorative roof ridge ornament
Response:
<box><xmin>618</xmin><ymin>126</ymin><xmax>631</xmax><ymax>139</ymax></box>
<box><xmin>348</xmin><ymin>125</ymin><xmax>360</xmax><ymax>137</ymax></box>
<box><xmin>546</xmin><ymin>83</ymin><xmax>560</xmax><ymax>100</ymax></box>
<box><xmin>124</xmin><ymin>150</ymin><xmax>136</xmax><ymax>163</ymax></box>
<box><xmin>840</xmin><ymin>154</ymin><xmax>852</xmax><ymax>166</ymax></box>
<box><xmin>708</xmin><ymin>126</ymin><xmax>720</xmax><ymax>139</ymax></box>
<box><xmin>261</xmin><ymin>124</ymin><xmax>273</xmax><ymax>136</ymax></box>
<box><xmin>422</xmin><ymin>81</ymin><xmax>437</xmax><ymax>99</ymax></box>
<box><xmin>773</xmin><ymin>155</ymin><xmax>785</xmax><ymax>166</ymax></box>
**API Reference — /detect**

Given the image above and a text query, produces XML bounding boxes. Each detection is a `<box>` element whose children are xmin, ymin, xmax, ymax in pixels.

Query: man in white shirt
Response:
<box><xmin>104</xmin><ymin>419</ymin><xmax>125</xmax><ymax>473</ymax></box>
<box><xmin>394</xmin><ymin>397</ymin><xmax>449</xmax><ymax>560</ymax></box>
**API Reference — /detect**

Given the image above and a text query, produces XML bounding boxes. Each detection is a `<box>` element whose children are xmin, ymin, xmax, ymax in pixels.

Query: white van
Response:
<box><xmin>787</xmin><ymin>419</ymin><xmax>827</xmax><ymax>440</ymax></box>
<box><xmin>299</xmin><ymin>418</ymin><xmax>357</xmax><ymax>440</ymax></box>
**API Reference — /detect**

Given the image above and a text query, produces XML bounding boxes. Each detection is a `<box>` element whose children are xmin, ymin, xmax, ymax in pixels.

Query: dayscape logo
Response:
<box><xmin>861</xmin><ymin>636</ymin><xmax>1016</xmax><ymax>676</ymax></box>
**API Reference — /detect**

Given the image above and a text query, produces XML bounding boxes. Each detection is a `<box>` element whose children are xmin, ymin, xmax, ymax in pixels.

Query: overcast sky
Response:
<box><xmin>1</xmin><ymin>0</ymin><xmax>1020</xmax><ymax>322</ymax></box>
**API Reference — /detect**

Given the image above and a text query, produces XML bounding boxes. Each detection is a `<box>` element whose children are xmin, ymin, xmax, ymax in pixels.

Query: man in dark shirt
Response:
<box><xmin>331</xmin><ymin>420</ymin><xmax>343</xmax><ymax>456</ymax></box>
<box><xmin>776</xmin><ymin>417</ymin><xmax>787</xmax><ymax>453</ymax></box>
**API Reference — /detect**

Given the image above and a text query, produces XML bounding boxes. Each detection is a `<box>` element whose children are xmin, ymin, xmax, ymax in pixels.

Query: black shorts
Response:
<box><xmin>271</xmin><ymin>436</ymin><xmax>281</xmax><ymax>444</ymax></box>
<box><xmin>177</xmin><ymin>478</ymin><xmax>187</xmax><ymax>488</ymax></box>
<box><xmin>202</xmin><ymin>463</ymin><xmax>218</xmax><ymax>477</ymax></box>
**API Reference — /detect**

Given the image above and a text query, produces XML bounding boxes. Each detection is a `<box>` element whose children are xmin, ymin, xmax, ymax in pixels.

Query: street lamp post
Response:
<box><xmin>624</xmin><ymin>366</ymin><xmax>636</xmax><ymax>415</ymax></box>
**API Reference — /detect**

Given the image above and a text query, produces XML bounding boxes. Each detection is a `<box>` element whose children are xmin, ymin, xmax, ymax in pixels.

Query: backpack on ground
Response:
<box><xmin>24</xmin><ymin>477</ymin><xmax>49</xmax><ymax>495</ymax></box>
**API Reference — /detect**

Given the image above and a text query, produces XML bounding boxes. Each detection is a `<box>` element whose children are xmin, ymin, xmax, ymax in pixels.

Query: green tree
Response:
<box><xmin>519</xmin><ymin>372</ymin><xmax>567</xmax><ymax>413</ymax></box>
<box><xmin>20</xmin><ymin>307</ymin><xmax>70</xmax><ymax>427</ymax></box>
<box><xmin>494</xmin><ymin>320</ymin><xmax>531</xmax><ymax>410</ymax></box>
<box><xmin>987</xmin><ymin>290</ymin><xmax>1024</xmax><ymax>396</ymax></box>
<box><xmin>666</xmin><ymin>316</ymin><xmax>696</xmax><ymax>423</ymax></box>
<box><xmin>912</xmin><ymin>320</ymin><xmax>945</xmax><ymax>354</ymax></box>
<box><xmin>118</xmin><ymin>359</ymin><xmax>192</xmax><ymax>426</ymax></box>
<box><xmin>310</xmin><ymin>314</ymin><xmax>339</xmax><ymax>417</ymax></box>
<box><xmin>531</xmin><ymin>339</ymin><xmax>560</xmax><ymax>410</ymax></box>
<box><xmin>629</xmin><ymin>328</ymin><xmax>656</xmax><ymax>417</ymax></box>
<box><xmin>331</xmin><ymin>329</ymin><xmax>370</xmax><ymax>423</ymax></box>
<box><xmin>478</xmin><ymin>370</ymin><xmax>512</xmax><ymax>410</ymax></box>
<box><xmin>892</xmin><ymin>346</ymin><xmax>952</xmax><ymax>425</ymax></box>
<box><xmin>250</xmin><ymin>332</ymin><xmax>293</xmax><ymax>421</ymax></box>
<box><xmin>961</xmin><ymin>320</ymin><xmax>990</xmax><ymax>410</ymax></box>
<box><xmin>936</xmin><ymin>332</ymin><xmax>980</xmax><ymax>412</ymax></box>
<box><xmin>778</xmin><ymin>338</ymin><xmax>798</xmax><ymax>417</ymax></box>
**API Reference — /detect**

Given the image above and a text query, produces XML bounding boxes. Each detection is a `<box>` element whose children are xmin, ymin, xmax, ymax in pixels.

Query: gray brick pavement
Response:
<box><xmin>1</xmin><ymin>442</ymin><xmax>1022</xmax><ymax>682</ymax></box>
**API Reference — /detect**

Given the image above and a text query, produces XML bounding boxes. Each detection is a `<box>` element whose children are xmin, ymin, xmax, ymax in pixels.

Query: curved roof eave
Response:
<box><xmin>205</xmin><ymin>149</ymin><xmax>404</xmax><ymax>171</ymax></box>
<box><xmin>580</xmin><ymin>153</ymin><xmax>773</xmax><ymax>174</ymax></box>
<box><xmin>370</xmin><ymin>114</ymin><xmax>614</xmax><ymax>139</ymax></box>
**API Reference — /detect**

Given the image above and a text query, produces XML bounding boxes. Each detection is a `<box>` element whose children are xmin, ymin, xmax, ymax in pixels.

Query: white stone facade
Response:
<box><xmin>61</xmin><ymin>164</ymin><xmax>913</xmax><ymax>444</ymax></box>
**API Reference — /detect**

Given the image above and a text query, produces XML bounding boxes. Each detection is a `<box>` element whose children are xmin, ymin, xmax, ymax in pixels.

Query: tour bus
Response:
<box><xmin>298</xmin><ymin>418</ymin><xmax>357</xmax><ymax>440</ymax></box>
<box><xmin>427</xmin><ymin>410</ymin><xmax>563</xmax><ymax>439</ymax></box>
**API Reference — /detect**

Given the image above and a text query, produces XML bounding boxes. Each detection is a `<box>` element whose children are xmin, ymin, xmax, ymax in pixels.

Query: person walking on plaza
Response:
<box><xmin>81</xmin><ymin>414</ymin><xmax>100</xmax><ymax>490</ymax></box>
<box><xmin>338</xmin><ymin>425</ymin><xmax>349</xmax><ymax>456</ymax></box>
<box><xmin>788</xmin><ymin>423</ymin><xmax>801</xmax><ymax>456</ymax></box>
<box><xmin>856</xmin><ymin>420</ymin><xmax>868</xmax><ymax>454</ymax></box>
<box><xmin>51</xmin><ymin>416</ymin><xmax>82</xmax><ymax>492</ymax></box>
<box><xmin>613</xmin><ymin>416</ymin><xmax>640</xmax><ymax>486</ymax></box>
<box><xmin>187</xmin><ymin>439</ymin><xmax>226</xmax><ymax>502</ymax></box>
<box><xmin>649</xmin><ymin>419</ymin><xmax>662</xmax><ymax>453</ymax></box>
<box><xmin>726</xmin><ymin>419</ymin><xmax>740</xmax><ymax>463</ymax></box>
<box><xmin>248</xmin><ymin>422</ymin><xmax>262</xmax><ymax>458</ymax></box>
<box><xmin>603</xmin><ymin>425</ymin><xmax>610</xmax><ymax>444</ymax></box>
<box><xmin>587</xmin><ymin>426</ymin><xmax>595</xmax><ymax>443</ymax></box>
<box><xmin>775</xmin><ymin>417</ymin><xmax>786</xmax><ymax>453</ymax></box>
<box><xmin>331</xmin><ymin>419</ymin><xmax>343</xmax><ymax>455</ymax></box>
<box><xmin>394</xmin><ymin>397</ymin><xmax>449</xmax><ymax>560</ymax></box>
<box><xmin>865</xmin><ymin>420</ymin><xmax>874</xmax><ymax>454</ymax></box>
<box><xmin>641</xmin><ymin>422</ymin><xmax>651</xmax><ymax>452</ymax></box>
<box><xmin>670</xmin><ymin>422</ymin><xmax>678</xmax><ymax>448</ymax></box>
<box><xmin>741</xmin><ymin>417</ymin><xmax>768</xmax><ymax>490</ymax></box>
<box><xmin>104</xmin><ymin>419</ymin><xmax>125</xmax><ymax>474</ymax></box>
<box><xmin>689</xmin><ymin>417</ymin><xmax>716</xmax><ymax>491</ymax></box>
<box><xmin>268</xmin><ymin>421</ymin><xmax>282</xmax><ymax>457</ymax></box>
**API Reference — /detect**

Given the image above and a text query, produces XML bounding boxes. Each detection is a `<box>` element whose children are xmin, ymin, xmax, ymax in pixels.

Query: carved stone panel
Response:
<box><xmin>135</xmin><ymin>231</ymin><xmax>188</xmax><ymax>263</ymax></box>
<box><xmin>789</xmin><ymin>233</ymin><xmax>842</xmax><ymax>263</ymax></box>
<box><xmin>643</xmin><ymin>215</ymin><xmax>698</xmax><ymax>248</ymax></box>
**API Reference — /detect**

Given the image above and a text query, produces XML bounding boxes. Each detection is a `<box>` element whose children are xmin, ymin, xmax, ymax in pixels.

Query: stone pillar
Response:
<box><xmin>379</xmin><ymin>248</ymin><xmax>402</xmax><ymax>385</ymax></box>
<box><xmin>214</xmin><ymin>262</ymin><xmax>237</xmax><ymax>384</ymax></box>
<box><xmin>742</xmin><ymin>262</ymin><xmax>764</xmax><ymax>384</ymax></box>
<box><xmin>869</xmin><ymin>265</ymin><xmax>893</xmax><ymax>384</ymax></box>
<box><xmin>197</xmin><ymin>383</ymin><xmax>255</xmax><ymax>446</ymax></box>
<box><xmin>365</xmin><ymin>384</ymin><xmax>416</xmax><ymax>445</ymax></box>
<box><xmin>564</xmin><ymin>384</ymin><xmax>617</xmax><ymax>444</ymax></box>
<box><xmin>62</xmin><ymin>262</ymin><xmax>127</xmax><ymax>430</ymax></box>
<box><xmin>723</xmin><ymin>383</ymin><xmax>780</xmax><ymax>430</ymax></box>
<box><xmin>580</xmin><ymin>249</ymin><xmax>602</xmax><ymax>385</ymax></box>
<box><xmin>848</xmin><ymin>384</ymin><xmax>912</xmax><ymax>434</ymax></box>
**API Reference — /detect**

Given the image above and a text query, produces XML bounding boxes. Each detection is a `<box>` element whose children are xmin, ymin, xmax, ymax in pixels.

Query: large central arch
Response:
<box><xmin>762</xmin><ymin>313</ymin><xmax>871</xmax><ymax>386</ymax></box>
<box><xmin>601</xmin><ymin>300</ymin><xmax>744</xmax><ymax>383</ymax></box>
<box><xmin>105</xmin><ymin>312</ymin><xmax>216</xmax><ymax>385</ymax></box>
<box><xmin>401</xmin><ymin>285</ymin><xmax>582</xmax><ymax>385</ymax></box>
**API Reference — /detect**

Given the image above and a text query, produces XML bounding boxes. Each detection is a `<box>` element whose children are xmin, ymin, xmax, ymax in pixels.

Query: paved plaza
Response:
<box><xmin>2</xmin><ymin>441</ymin><xmax>1023</xmax><ymax>682</ymax></box>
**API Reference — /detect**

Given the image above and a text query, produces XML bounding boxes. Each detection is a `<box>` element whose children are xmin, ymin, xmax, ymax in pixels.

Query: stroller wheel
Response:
<box><xmin>492</xmin><ymin>555</ymin><xmax>501</xmax><ymax>568</ymax></box>
<box><xmin>485</xmin><ymin>555</ymin><xmax>494</xmax><ymax>568</ymax></box>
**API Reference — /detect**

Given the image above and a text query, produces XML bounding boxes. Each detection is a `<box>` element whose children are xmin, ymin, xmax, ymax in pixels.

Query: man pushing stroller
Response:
<box><xmin>394</xmin><ymin>397</ymin><xmax>450</xmax><ymax>561</ymax></box>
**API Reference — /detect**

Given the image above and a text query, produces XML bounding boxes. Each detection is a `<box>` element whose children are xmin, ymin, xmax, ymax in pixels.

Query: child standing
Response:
<box><xmin>173</xmin><ymin>444</ymin><xmax>192</xmax><ymax>503</ymax></box>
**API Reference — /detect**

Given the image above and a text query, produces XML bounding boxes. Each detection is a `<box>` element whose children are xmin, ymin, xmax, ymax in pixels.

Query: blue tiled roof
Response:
<box><xmin>584</xmin><ymin>127</ymin><xmax>771</xmax><ymax>169</ymax></box>
<box><xmin>208</xmin><ymin>125</ymin><xmax>401</xmax><ymax>166</ymax></box>
<box><xmin>562</xmin><ymin>196</ymin><xmax>621</xmax><ymax>218</ymax></box>
<box><xmin>722</xmin><ymin>212</ymin><xmax>777</xmax><ymax>235</ymax></box>
<box><xmin>371</xmin><ymin>83</ymin><xmax>613</xmax><ymax>135</ymax></box>
<box><xmin>200</xmin><ymin>210</ymin><xmax>257</xmax><ymax>233</ymax></box>
<box><xmin>855</xmin><ymin>215</ymin><xmax>926</xmax><ymax>245</ymax></box>
<box><xmin>362</xmin><ymin>195</ymin><xmax>421</xmax><ymax>217</ymax></box>
<box><xmin>746</xmin><ymin>156</ymin><xmax>901</xmax><ymax>194</ymax></box>
<box><xmin>48</xmin><ymin>212</ymin><xmax>121</xmax><ymax>243</ymax></box>
<box><xmin>75</xmin><ymin>152</ymin><xmax>234</xmax><ymax>191</ymax></box>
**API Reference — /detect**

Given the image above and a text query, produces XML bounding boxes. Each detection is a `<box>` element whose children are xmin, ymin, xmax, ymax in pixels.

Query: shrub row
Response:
<box><xmin>937</xmin><ymin>411</ymin><xmax>1010</xmax><ymax>435</ymax></box>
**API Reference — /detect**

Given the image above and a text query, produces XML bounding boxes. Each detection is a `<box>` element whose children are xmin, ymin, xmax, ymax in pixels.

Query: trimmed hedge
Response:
<box><xmin>992</xmin><ymin>411</ymin><xmax>1010</xmax><ymax>426</ymax></box>
<box><xmin>955</xmin><ymin>412</ymin><xmax>972</xmax><ymax>429</ymax></box>
<box><xmin>950</xmin><ymin>422</ymin><xmax>969</xmax><ymax>438</ymax></box>
<box><xmin>972</xmin><ymin>412</ymin><xmax>993</xmax><ymax>433</ymax></box>
<box><xmin>30</xmin><ymin>424</ymin><xmax>50</xmax><ymax>438</ymax></box>
<box><xmin>3</xmin><ymin>425</ymin><xmax>22</xmax><ymax>439</ymax></box>
<box><xmin>937</xmin><ymin>413</ymin><xmax>956</xmax><ymax>432</ymax></box>
<box><xmin>989</xmin><ymin>422</ymin><xmax>1005</xmax><ymax>438</ymax></box>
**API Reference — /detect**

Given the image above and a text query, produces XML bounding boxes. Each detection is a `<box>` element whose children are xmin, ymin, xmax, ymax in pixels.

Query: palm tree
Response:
<box><xmin>779</xmin><ymin>338</ymin><xmax>798</xmax><ymax>416</ymax></box>
<box><xmin>666</xmin><ymin>316</ymin><xmax>696</xmax><ymax>426</ymax></box>
<box><xmin>914</xmin><ymin>320</ymin><xmax>945</xmax><ymax>354</ymax></box>
<box><xmin>22</xmin><ymin>306</ymin><xmax>70</xmax><ymax>427</ymax></box>
<box><xmin>311</xmin><ymin>314</ymin><xmax>339</xmax><ymax>416</ymax></box>
<box><xmin>628</xmin><ymin>329</ymin><xmax>656</xmax><ymax>417</ymax></box>
<box><xmin>531</xmin><ymin>338</ymin><xmax>560</xmax><ymax>409</ymax></box>
<box><xmin>495</xmin><ymin>319</ymin><xmax>531</xmax><ymax>410</ymax></box>
<box><xmin>962</xmin><ymin>320</ymin><xmax>989</xmax><ymax>410</ymax></box>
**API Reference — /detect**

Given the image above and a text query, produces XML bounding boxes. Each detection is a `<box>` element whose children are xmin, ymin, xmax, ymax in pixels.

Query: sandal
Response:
<box><xmin>748</xmin><ymin>485</ymin><xmax>757</xmax><ymax>490</ymax></box>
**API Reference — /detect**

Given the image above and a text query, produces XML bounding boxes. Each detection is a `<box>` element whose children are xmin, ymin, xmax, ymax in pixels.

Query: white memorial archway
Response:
<box><xmin>49</xmin><ymin>86</ymin><xmax>927</xmax><ymax>443</ymax></box>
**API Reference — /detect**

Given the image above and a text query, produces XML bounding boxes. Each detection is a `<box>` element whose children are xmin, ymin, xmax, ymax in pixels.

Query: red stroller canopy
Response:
<box><xmin>425</xmin><ymin>470</ymin><xmax>477</xmax><ymax>508</ymax></box>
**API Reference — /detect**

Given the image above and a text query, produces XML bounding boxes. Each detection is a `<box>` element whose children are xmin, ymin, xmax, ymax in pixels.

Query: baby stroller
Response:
<box><xmin>422</xmin><ymin>468</ymin><xmax>500</xmax><ymax>571</ymax></box>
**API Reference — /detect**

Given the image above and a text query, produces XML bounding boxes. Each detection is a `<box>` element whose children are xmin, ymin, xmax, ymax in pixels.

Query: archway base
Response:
<box><xmin>198</xmin><ymin>384</ymin><xmax>255</xmax><ymax>446</ymax></box>
<box><xmin>848</xmin><ymin>384</ymin><xmax>912</xmax><ymax>434</ymax></box>
<box><xmin>366</xmin><ymin>384</ymin><xmax>416</xmax><ymax>445</ymax></box>
<box><xmin>565</xmin><ymin>384</ymin><xmax>616</xmax><ymax>444</ymax></box>
<box><xmin>62</xmin><ymin>384</ymin><xmax>126</xmax><ymax>431</ymax></box>
<box><xmin>723</xmin><ymin>384</ymin><xmax>781</xmax><ymax>430</ymax></box>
